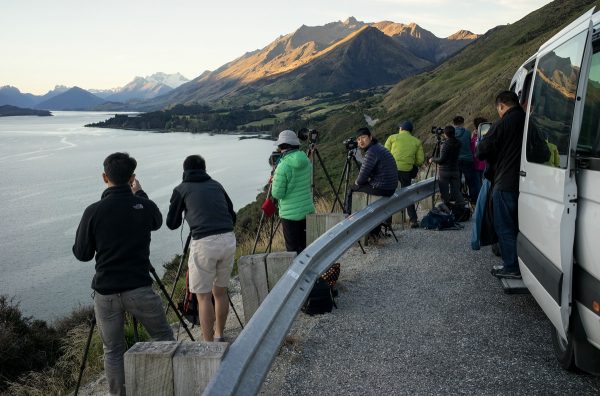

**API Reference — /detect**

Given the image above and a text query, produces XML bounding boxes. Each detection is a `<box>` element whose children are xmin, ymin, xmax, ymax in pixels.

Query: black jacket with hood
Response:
<box><xmin>166</xmin><ymin>169</ymin><xmax>236</xmax><ymax>239</ymax></box>
<box><xmin>72</xmin><ymin>185</ymin><xmax>162</xmax><ymax>295</ymax></box>
<box><xmin>432</xmin><ymin>136</ymin><xmax>461</xmax><ymax>172</ymax></box>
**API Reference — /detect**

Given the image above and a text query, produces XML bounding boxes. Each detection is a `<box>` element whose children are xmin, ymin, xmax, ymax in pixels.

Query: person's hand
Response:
<box><xmin>131</xmin><ymin>178</ymin><xmax>142</xmax><ymax>193</ymax></box>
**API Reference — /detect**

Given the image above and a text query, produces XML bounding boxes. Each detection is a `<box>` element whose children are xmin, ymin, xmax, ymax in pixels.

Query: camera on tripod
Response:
<box><xmin>343</xmin><ymin>137</ymin><xmax>358</xmax><ymax>151</ymax></box>
<box><xmin>297</xmin><ymin>127</ymin><xmax>319</xmax><ymax>144</ymax></box>
<box><xmin>268</xmin><ymin>151</ymin><xmax>282</xmax><ymax>167</ymax></box>
<box><xmin>431</xmin><ymin>126</ymin><xmax>444</xmax><ymax>135</ymax></box>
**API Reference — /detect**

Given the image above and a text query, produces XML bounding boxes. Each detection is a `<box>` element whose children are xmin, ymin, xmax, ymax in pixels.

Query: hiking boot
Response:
<box><xmin>491</xmin><ymin>265</ymin><xmax>504</xmax><ymax>272</ymax></box>
<box><xmin>410</xmin><ymin>219</ymin><xmax>420</xmax><ymax>229</ymax></box>
<box><xmin>491</xmin><ymin>268</ymin><xmax>521</xmax><ymax>279</ymax></box>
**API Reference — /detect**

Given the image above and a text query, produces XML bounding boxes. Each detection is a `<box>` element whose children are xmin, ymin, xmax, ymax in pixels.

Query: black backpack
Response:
<box><xmin>302</xmin><ymin>279</ymin><xmax>337</xmax><ymax>315</ymax></box>
<box><xmin>420</xmin><ymin>207</ymin><xmax>463</xmax><ymax>230</ymax></box>
<box><xmin>449</xmin><ymin>203</ymin><xmax>472</xmax><ymax>222</ymax></box>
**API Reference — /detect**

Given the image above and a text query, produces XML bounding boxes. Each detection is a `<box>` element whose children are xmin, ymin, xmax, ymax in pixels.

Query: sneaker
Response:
<box><xmin>491</xmin><ymin>265</ymin><xmax>504</xmax><ymax>272</ymax></box>
<box><xmin>214</xmin><ymin>336</ymin><xmax>226</xmax><ymax>342</ymax></box>
<box><xmin>491</xmin><ymin>268</ymin><xmax>521</xmax><ymax>279</ymax></box>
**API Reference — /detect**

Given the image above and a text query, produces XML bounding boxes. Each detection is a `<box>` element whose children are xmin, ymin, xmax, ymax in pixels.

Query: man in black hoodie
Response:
<box><xmin>73</xmin><ymin>152</ymin><xmax>174</xmax><ymax>396</ymax></box>
<box><xmin>477</xmin><ymin>91</ymin><xmax>525</xmax><ymax>279</ymax></box>
<box><xmin>430</xmin><ymin>125</ymin><xmax>466</xmax><ymax>207</ymax></box>
<box><xmin>167</xmin><ymin>155</ymin><xmax>236</xmax><ymax>342</ymax></box>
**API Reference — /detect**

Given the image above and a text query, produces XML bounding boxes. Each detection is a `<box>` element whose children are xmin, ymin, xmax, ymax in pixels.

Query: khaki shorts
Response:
<box><xmin>188</xmin><ymin>232</ymin><xmax>236</xmax><ymax>294</ymax></box>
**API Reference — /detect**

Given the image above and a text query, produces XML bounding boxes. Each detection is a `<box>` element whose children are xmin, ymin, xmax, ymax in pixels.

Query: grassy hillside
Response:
<box><xmin>236</xmin><ymin>0</ymin><xmax>600</xmax><ymax>240</ymax></box>
<box><xmin>372</xmin><ymin>0</ymin><xmax>600</xmax><ymax>148</ymax></box>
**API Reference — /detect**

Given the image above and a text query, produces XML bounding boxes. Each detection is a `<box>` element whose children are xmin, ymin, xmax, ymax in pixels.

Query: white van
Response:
<box><xmin>511</xmin><ymin>8</ymin><xmax>600</xmax><ymax>374</ymax></box>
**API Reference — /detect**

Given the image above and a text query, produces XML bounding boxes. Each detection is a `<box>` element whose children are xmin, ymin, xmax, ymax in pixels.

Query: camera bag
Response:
<box><xmin>177</xmin><ymin>270</ymin><xmax>200</xmax><ymax>326</ymax></box>
<box><xmin>420</xmin><ymin>207</ymin><xmax>463</xmax><ymax>230</ymax></box>
<box><xmin>302</xmin><ymin>279</ymin><xmax>337</xmax><ymax>316</ymax></box>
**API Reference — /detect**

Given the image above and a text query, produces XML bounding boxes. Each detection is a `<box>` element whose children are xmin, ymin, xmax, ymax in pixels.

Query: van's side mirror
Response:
<box><xmin>478</xmin><ymin>122</ymin><xmax>493</xmax><ymax>141</ymax></box>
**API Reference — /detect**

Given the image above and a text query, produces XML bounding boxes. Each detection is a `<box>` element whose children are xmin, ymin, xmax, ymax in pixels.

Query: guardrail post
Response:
<box><xmin>124</xmin><ymin>341</ymin><xmax>179</xmax><ymax>396</ymax></box>
<box><xmin>172</xmin><ymin>341</ymin><xmax>228</xmax><ymax>396</ymax></box>
<box><xmin>306</xmin><ymin>213</ymin><xmax>345</xmax><ymax>246</ymax></box>
<box><xmin>238</xmin><ymin>253</ymin><xmax>268</xmax><ymax>322</ymax></box>
<box><xmin>266</xmin><ymin>251</ymin><xmax>297</xmax><ymax>290</ymax></box>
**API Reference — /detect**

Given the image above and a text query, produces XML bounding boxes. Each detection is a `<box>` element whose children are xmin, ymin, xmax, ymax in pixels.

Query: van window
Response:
<box><xmin>527</xmin><ymin>31</ymin><xmax>587</xmax><ymax>168</ymax></box>
<box><xmin>578</xmin><ymin>40</ymin><xmax>600</xmax><ymax>158</ymax></box>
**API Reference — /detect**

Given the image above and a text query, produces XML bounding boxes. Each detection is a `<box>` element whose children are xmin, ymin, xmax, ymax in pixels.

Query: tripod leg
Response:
<box><xmin>74</xmin><ymin>316</ymin><xmax>96</xmax><ymax>396</ymax></box>
<box><xmin>314</xmin><ymin>149</ymin><xmax>344</xmax><ymax>210</ymax></box>
<box><xmin>166</xmin><ymin>233</ymin><xmax>192</xmax><ymax>315</ymax></box>
<box><xmin>252</xmin><ymin>210</ymin><xmax>267</xmax><ymax>255</ymax></box>
<box><xmin>149</xmin><ymin>266</ymin><xmax>195</xmax><ymax>341</ymax></box>
<box><xmin>332</xmin><ymin>161</ymin><xmax>350</xmax><ymax>212</ymax></box>
<box><xmin>267</xmin><ymin>217</ymin><xmax>281</xmax><ymax>253</ymax></box>
<box><xmin>227</xmin><ymin>290</ymin><xmax>244</xmax><ymax>329</ymax></box>
<box><xmin>132</xmin><ymin>316</ymin><xmax>139</xmax><ymax>343</ymax></box>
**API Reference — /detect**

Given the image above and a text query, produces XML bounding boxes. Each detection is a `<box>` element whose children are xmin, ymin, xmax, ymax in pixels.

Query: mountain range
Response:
<box><xmin>0</xmin><ymin>72</ymin><xmax>188</xmax><ymax>110</ymax></box>
<box><xmin>151</xmin><ymin>17</ymin><xmax>478</xmax><ymax>107</ymax></box>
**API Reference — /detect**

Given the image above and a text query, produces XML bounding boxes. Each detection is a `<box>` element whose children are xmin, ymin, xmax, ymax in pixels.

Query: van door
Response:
<box><xmin>518</xmin><ymin>15</ymin><xmax>593</xmax><ymax>340</ymax></box>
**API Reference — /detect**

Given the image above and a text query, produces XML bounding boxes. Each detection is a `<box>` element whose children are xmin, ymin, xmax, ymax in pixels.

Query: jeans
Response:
<box><xmin>438</xmin><ymin>170</ymin><xmax>466</xmax><ymax>207</ymax></box>
<box><xmin>492</xmin><ymin>190</ymin><xmax>519</xmax><ymax>271</ymax></box>
<box><xmin>94</xmin><ymin>286</ymin><xmax>175</xmax><ymax>396</ymax></box>
<box><xmin>281</xmin><ymin>218</ymin><xmax>307</xmax><ymax>254</ymax></box>
<box><xmin>397</xmin><ymin>170</ymin><xmax>417</xmax><ymax>221</ymax></box>
<box><xmin>459</xmin><ymin>160</ymin><xmax>481</xmax><ymax>203</ymax></box>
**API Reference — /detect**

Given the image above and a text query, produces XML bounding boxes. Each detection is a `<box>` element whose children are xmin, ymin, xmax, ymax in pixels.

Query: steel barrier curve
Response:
<box><xmin>204</xmin><ymin>178</ymin><xmax>437</xmax><ymax>395</ymax></box>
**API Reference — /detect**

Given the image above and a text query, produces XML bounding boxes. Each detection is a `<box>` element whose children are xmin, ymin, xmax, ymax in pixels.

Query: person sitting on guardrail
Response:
<box><xmin>345</xmin><ymin>127</ymin><xmax>398</xmax><ymax>237</ymax></box>
<box><xmin>166</xmin><ymin>154</ymin><xmax>237</xmax><ymax>342</ymax></box>
<box><xmin>384</xmin><ymin>120</ymin><xmax>424</xmax><ymax>228</ymax></box>
<box><xmin>271</xmin><ymin>130</ymin><xmax>315</xmax><ymax>254</ymax></box>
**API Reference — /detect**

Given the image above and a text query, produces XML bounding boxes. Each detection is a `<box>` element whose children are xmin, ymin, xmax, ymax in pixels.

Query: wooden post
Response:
<box><xmin>306</xmin><ymin>213</ymin><xmax>345</xmax><ymax>245</ymax></box>
<box><xmin>265</xmin><ymin>251</ymin><xmax>297</xmax><ymax>290</ymax></box>
<box><xmin>172</xmin><ymin>341</ymin><xmax>228</xmax><ymax>396</ymax></box>
<box><xmin>351</xmin><ymin>192</ymin><xmax>383</xmax><ymax>245</ymax></box>
<box><xmin>124</xmin><ymin>341</ymin><xmax>179</xmax><ymax>396</ymax></box>
<box><xmin>238</xmin><ymin>253</ymin><xmax>269</xmax><ymax>322</ymax></box>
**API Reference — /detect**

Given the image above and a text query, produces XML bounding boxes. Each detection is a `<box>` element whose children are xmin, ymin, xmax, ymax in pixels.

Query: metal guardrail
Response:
<box><xmin>204</xmin><ymin>178</ymin><xmax>437</xmax><ymax>396</ymax></box>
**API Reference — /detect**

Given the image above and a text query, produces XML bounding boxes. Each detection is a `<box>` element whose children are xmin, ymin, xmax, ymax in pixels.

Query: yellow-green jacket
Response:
<box><xmin>271</xmin><ymin>150</ymin><xmax>315</xmax><ymax>221</ymax></box>
<box><xmin>384</xmin><ymin>130</ymin><xmax>425</xmax><ymax>172</ymax></box>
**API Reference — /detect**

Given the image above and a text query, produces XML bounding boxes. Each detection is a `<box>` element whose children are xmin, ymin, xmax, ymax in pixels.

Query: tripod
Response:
<box><xmin>252</xmin><ymin>179</ymin><xmax>281</xmax><ymax>255</ymax></box>
<box><xmin>74</xmin><ymin>266</ymin><xmax>195</xmax><ymax>396</ymax></box>
<box><xmin>420</xmin><ymin>135</ymin><xmax>442</xmax><ymax>210</ymax></box>
<box><xmin>306</xmin><ymin>142</ymin><xmax>344</xmax><ymax>209</ymax></box>
<box><xmin>166</xmin><ymin>232</ymin><xmax>244</xmax><ymax>329</ymax></box>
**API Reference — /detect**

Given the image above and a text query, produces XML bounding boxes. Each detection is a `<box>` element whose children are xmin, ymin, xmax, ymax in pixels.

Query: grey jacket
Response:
<box><xmin>166</xmin><ymin>169</ymin><xmax>236</xmax><ymax>239</ymax></box>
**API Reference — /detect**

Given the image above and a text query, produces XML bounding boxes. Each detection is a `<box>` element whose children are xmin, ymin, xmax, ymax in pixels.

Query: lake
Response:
<box><xmin>0</xmin><ymin>111</ymin><xmax>273</xmax><ymax>321</ymax></box>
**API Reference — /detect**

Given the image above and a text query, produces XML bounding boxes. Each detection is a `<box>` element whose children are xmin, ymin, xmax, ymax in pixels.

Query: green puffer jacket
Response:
<box><xmin>271</xmin><ymin>150</ymin><xmax>315</xmax><ymax>220</ymax></box>
<box><xmin>384</xmin><ymin>130</ymin><xmax>425</xmax><ymax>172</ymax></box>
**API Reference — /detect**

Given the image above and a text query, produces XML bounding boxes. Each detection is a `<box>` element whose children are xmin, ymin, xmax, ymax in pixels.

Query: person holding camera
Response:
<box><xmin>384</xmin><ymin>120</ymin><xmax>424</xmax><ymax>228</ymax></box>
<box><xmin>429</xmin><ymin>126</ymin><xmax>466</xmax><ymax>208</ymax></box>
<box><xmin>73</xmin><ymin>152</ymin><xmax>175</xmax><ymax>396</ymax></box>
<box><xmin>271</xmin><ymin>130</ymin><xmax>315</xmax><ymax>254</ymax></box>
<box><xmin>166</xmin><ymin>155</ymin><xmax>236</xmax><ymax>342</ymax></box>
<box><xmin>345</xmin><ymin>127</ymin><xmax>398</xmax><ymax>218</ymax></box>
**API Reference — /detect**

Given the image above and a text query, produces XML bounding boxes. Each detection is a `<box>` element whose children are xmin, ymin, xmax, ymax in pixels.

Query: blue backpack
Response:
<box><xmin>420</xmin><ymin>207</ymin><xmax>463</xmax><ymax>230</ymax></box>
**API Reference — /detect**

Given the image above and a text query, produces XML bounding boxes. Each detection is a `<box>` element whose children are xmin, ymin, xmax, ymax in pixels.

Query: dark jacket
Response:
<box><xmin>455</xmin><ymin>126</ymin><xmax>473</xmax><ymax>163</ymax></box>
<box><xmin>355</xmin><ymin>139</ymin><xmax>399</xmax><ymax>191</ymax></box>
<box><xmin>166</xmin><ymin>169</ymin><xmax>236</xmax><ymax>239</ymax></box>
<box><xmin>432</xmin><ymin>136</ymin><xmax>461</xmax><ymax>172</ymax></box>
<box><xmin>477</xmin><ymin>106</ymin><xmax>525</xmax><ymax>192</ymax></box>
<box><xmin>72</xmin><ymin>185</ymin><xmax>162</xmax><ymax>295</ymax></box>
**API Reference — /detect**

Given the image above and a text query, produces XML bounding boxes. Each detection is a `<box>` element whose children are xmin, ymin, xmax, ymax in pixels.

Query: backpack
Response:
<box><xmin>420</xmin><ymin>207</ymin><xmax>463</xmax><ymax>230</ymax></box>
<box><xmin>177</xmin><ymin>271</ymin><xmax>200</xmax><ymax>325</ymax></box>
<box><xmin>449</xmin><ymin>203</ymin><xmax>472</xmax><ymax>222</ymax></box>
<box><xmin>302</xmin><ymin>279</ymin><xmax>337</xmax><ymax>315</ymax></box>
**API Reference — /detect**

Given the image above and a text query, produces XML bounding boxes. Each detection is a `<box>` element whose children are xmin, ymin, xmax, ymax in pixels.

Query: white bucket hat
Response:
<box><xmin>276</xmin><ymin>130</ymin><xmax>300</xmax><ymax>146</ymax></box>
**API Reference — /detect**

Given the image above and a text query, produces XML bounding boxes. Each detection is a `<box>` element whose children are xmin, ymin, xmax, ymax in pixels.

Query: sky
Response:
<box><xmin>1</xmin><ymin>0</ymin><xmax>553</xmax><ymax>95</ymax></box>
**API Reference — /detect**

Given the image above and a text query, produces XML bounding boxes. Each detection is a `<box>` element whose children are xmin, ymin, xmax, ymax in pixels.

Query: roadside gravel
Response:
<box><xmin>260</xmin><ymin>221</ymin><xmax>600</xmax><ymax>395</ymax></box>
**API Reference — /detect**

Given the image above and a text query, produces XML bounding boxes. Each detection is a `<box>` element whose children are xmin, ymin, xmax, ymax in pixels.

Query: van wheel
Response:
<box><xmin>550</xmin><ymin>325</ymin><xmax>576</xmax><ymax>371</ymax></box>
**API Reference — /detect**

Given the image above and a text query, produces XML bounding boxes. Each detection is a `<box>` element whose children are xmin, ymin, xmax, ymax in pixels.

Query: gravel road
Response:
<box><xmin>260</xmin><ymin>221</ymin><xmax>600</xmax><ymax>395</ymax></box>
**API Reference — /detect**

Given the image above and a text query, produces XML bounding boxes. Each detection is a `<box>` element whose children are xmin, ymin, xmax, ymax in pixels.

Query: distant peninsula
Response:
<box><xmin>0</xmin><ymin>105</ymin><xmax>52</xmax><ymax>117</ymax></box>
